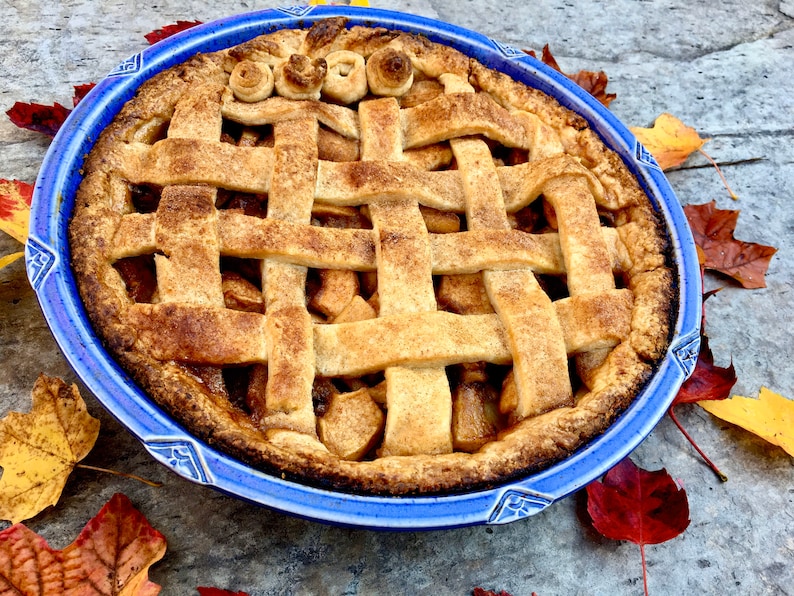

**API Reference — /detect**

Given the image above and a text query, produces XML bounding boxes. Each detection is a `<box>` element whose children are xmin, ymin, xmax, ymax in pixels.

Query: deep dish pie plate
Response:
<box><xmin>27</xmin><ymin>5</ymin><xmax>701</xmax><ymax>530</ymax></box>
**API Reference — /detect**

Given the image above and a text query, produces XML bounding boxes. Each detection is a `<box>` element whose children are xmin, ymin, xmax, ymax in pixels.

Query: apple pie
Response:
<box><xmin>69</xmin><ymin>17</ymin><xmax>674</xmax><ymax>495</ymax></box>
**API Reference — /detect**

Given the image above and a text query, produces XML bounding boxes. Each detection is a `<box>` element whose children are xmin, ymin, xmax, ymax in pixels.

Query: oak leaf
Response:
<box><xmin>0</xmin><ymin>375</ymin><xmax>100</xmax><ymax>524</ymax></box>
<box><xmin>144</xmin><ymin>20</ymin><xmax>203</xmax><ymax>45</ymax></box>
<box><xmin>699</xmin><ymin>387</ymin><xmax>794</xmax><ymax>457</ymax></box>
<box><xmin>524</xmin><ymin>45</ymin><xmax>616</xmax><ymax>107</ymax></box>
<box><xmin>684</xmin><ymin>200</ymin><xmax>777</xmax><ymax>289</ymax></box>
<box><xmin>586</xmin><ymin>458</ymin><xmax>690</xmax><ymax>596</ymax></box>
<box><xmin>0</xmin><ymin>492</ymin><xmax>166</xmax><ymax>595</ymax></box>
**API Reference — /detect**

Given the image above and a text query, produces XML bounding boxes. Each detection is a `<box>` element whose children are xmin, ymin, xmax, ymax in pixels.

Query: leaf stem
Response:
<box><xmin>641</xmin><ymin>543</ymin><xmax>649</xmax><ymax>596</ymax></box>
<box><xmin>76</xmin><ymin>463</ymin><xmax>163</xmax><ymax>487</ymax></box>
<box><xmin>668</xmin><ymin>407</ymin><xmax>728</xmax><ymax>482</ymax></box>
<box><xmin>697</xmin><ymin>147</ymin><xmax>739</xmax><ymax>200</ymax></box>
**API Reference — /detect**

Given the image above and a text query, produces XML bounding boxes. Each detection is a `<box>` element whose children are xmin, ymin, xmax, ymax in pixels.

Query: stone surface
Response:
<box><xmin>1</xmin><ymin>1</ymin><xmax>792</xmax><ymax>595</ymax></box>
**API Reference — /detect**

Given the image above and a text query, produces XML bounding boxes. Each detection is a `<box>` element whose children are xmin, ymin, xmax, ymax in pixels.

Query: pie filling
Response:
<box><xmin>70</xmin><ymin>17</ymin><xmax>675</xmax><ymax>495</ymax></box>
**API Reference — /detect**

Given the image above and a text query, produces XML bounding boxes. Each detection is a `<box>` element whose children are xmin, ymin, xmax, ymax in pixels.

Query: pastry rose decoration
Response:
<box><xmin>322</xmin><ymin>50</ymin><xmax>368</xmax><ymax>104</ymax></box>
<box><xmin>229</xmin><ymin>60</ymin><xmax>274</xmax><ymax>102</ymax></box>
<box><xmin>275</xmin><ymin>54</ymin><xmax>329</xmax><ymax>100</ymax></box>
<box><xmin>365</xmin><ymin>47</ymin><xmax>414</xmax><ymax>96</ymax></box>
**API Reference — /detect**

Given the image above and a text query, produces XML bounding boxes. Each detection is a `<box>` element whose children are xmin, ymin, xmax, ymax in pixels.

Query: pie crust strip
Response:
<box><xmin>260</xmin><ymin>116</ymin><xmax>320</xmax><ymax>436</ymax></box>
<box><xmin>360</xmin><ymin>97</ymin><xmax>453</xmax><ymax>456</ymax></box>
<box><xmin>443</xmin><ymin>75</ymin><xmax>572</xmax><ymax>420</ymax></box>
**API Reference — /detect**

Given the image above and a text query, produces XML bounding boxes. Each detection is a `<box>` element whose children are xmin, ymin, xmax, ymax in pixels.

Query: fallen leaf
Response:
<box><xmin>0</xmin><ymin>374</ymin><xmax>100</xmax><ymax>524</ymax></box>
<box><xmin>630</xmin><ymin>113</ymin><xmax>707</xmax><ymax>170</ymax></box>
<box><xmin>632</xmin><ymin>113</ymin><xmax>740</xmax><ymax>198</ymax></box>
<box><xmin>73</xmin><ymin>83</ymin><xmax>97</xmax><ymax>107</ymax></box>
<box><xmin>699</xmin><ymin>387</ymin><xmax>794</xmax><ymax>457</ymax></box>
<box><xmin>586</xmin><ymin>458</ymin><xmax>690</xmax><ymax>596</ymax></box>
<box><xmin>0</xmin><ymin>178</ymin><xmax>33</xmax><ymax>244</ymax></box>
<box><xmin>6</xmin><ymin>83</ymin><xmax>95</xmax><ymax>137</ymax></box>
<box><xmin>674</xmin><ymin>336</ymin><xmax>737</xmax><ymax>406</ymax></box>
<box><xmin>0</xmin><ymin>252</ymin><xmax>24</xmax><ymax>269</ymax></box>
<box><xmin>144</xmin><ymin>20</ymin><xmax>203</xmax><ymax>45</ymax></box>
<box><xmin>524</xmin><ymin>45</ymin><xmax>616</xmax><ymax>107</ymax></box>
<box><xmin>309</xmin><ymin>0</ymin><xmax>370</xmax><ymax>5</ymax></box>
<box><xmin>472</xmin><ymin>589</ymin><xmax>517</xmax><ymax>596</ymax></box>
<box><xmin>6</xmin><ymin>101</ymin><xmax>71</xmax><ymax>138</ymax></box>
<box><xmin>668</xmin><ymin>334</ymin><xmax>736</xmax><ymax>482</ymax></box>
<box><xmin>568</xmin><ymin>68</ymin><xmax>616</xmax><ymax>107</ymax></box>
<box><xmin>197</xmin><ymin>589</ymin><xmax>250</xmax><ymax>596</ymax></box>
<box><xmin>0</xmin><ymin>493</ymin><xmax>166</xmax><ymax>595</ymax></box>
<box><xmin>684</xmin><ymin>200</ymin><xmax>777</xmax><ymax>289</ymax></box>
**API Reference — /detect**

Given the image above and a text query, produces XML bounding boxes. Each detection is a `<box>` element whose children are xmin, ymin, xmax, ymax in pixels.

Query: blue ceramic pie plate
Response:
<box><xmin>26</xmin><ymin>5</ymin><xmax>701</xmax><ymax>530</ymax></box>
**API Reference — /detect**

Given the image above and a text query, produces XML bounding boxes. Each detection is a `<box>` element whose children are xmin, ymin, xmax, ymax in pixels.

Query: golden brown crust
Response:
<box><xmin>69</xmin><ymin>18</ymin><xmax>675</xmax><ymax>495</ymax></box>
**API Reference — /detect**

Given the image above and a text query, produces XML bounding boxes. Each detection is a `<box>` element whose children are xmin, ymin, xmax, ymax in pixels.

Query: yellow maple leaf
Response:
<box><xmin>0</xmin><ymin>252</ymin><xmax>24</xmax><ymax>269</ymax></box>
<box><xmin>0</xmin><ymin>375</ymin><xmax>100</xmax><ymax>524</ymax></box>
<box><xmin>630</xmin><ymin>113</ymin><xmax>709</xmax><ymax>171</ymax></box>
<box><xmin>631</xmin><ymin>113</ymin><xmax>738</xmax><ymax>199</ymax></box>
<box><xmin>699</xmin><ymin>387</ymin><xmax>794</xmax><ymax>457</ymax></box>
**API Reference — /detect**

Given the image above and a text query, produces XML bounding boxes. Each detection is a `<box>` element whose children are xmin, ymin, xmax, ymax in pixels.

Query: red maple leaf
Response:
<box><xmin>524</xmin><ymin>45</ymin><xmax>616</xmax><ymax>107</ymax></box>
<box><xmin>586</xmin><ymin>459</ymin><xmax>690</xmax><ymax>596</ymax></box>
<box><xmin>197</xmin><ymin>588</ymin><xmax>250</xmax><ymax>596</ymax></box>
<box><xmin>668</xmin><ymin>333</ymin><xmax>736</xmax><ymax>482</ymax></box>
<box><xmin>674</xmin><ymin>335</ymin><xmax>737</xmax><ymax>407</ymax></box>
<box><xmin>6</xmin><ymin>101</ymin><xmax>71</xmax><ymax>138</ymax></box>
<box><xmin>684</xmin><ymin>200</ymin><xmax>777</xmax><ymax>289</ymax></box>
<box><xmin>73</xmin><ymin>83</ymin><xmax>97</xmax><ymax>106</ymax></box>
<box><xmin>145</xmin><ymin>20</ymin><xmax>203</xmax><ymax>45</ymax></box>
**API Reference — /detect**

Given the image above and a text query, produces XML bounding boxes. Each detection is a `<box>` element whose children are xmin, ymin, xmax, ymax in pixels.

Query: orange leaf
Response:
<box><xmin>0</xmin><ymin>375</ymin><xmax>100</xmax><ymax>524</ymax></box>
<box><xmin>683</xmin><ymin>200</ymin><xmax>777</xmax><ymax>289</ymax></box>
<box><xmin>0</xmin><ymin>179</ymin><xmax>33</xmax><ymax>245</ymax></box>
<box><xmin>630</xmin><ymin>113</ymin><xmax>708</xmax><ymax>170</ymax></box>
<box><xmin>524</xmin><ymin>45</ymin><xmax>616</xmax><ymax>107</ymax></box>
<box><xmin>699</xmin><ymin>387</ymin><xmax>794</xmax><ymax>457</ymax></box>
<box><xmin>0</xmin><ymin>493</ymin><xmax>166</xmax><ymax>595</ymax></box>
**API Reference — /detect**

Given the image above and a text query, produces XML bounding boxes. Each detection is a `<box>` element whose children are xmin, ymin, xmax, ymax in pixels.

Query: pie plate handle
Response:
<box><xmin>670</xmin><ymin>330</ymin><xmax>701</xmax><ymax>380</ymax></box>
<box><xmin>487</xmin><ymin>488</ymin><xmax>553</xmax><ymax>524</ymax></box>
<box><xmin>143</xmin><ymin>437</ymin><xmax>214</xmax><ymax>485</ymax></box>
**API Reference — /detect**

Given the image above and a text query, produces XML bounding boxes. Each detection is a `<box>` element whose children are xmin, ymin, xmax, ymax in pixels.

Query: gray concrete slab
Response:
<box><xmin>1</xmin><ymin>1</ymin><xmax>792</xmax><ymax>594</ymax></box>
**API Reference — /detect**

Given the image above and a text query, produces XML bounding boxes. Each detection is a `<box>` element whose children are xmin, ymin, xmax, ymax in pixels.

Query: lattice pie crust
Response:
<box><xmin>70</xmin><ymin>18</ymin><xmax>674</xmax><ymax>495</ymax></box>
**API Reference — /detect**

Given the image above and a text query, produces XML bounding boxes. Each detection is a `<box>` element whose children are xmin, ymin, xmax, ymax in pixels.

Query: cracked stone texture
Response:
<box><xmin>1</xmin><ymin>1</ymin><xmax>792</xmax><ymax>594</ymax></box>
